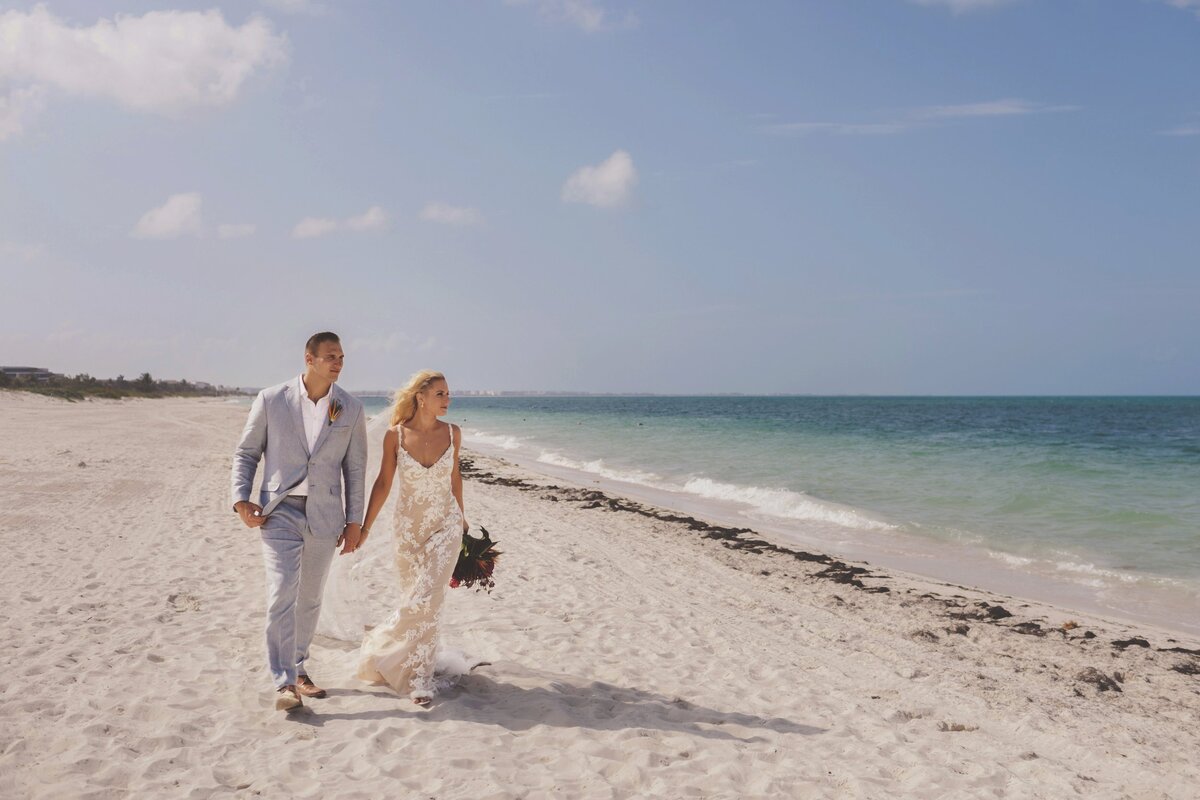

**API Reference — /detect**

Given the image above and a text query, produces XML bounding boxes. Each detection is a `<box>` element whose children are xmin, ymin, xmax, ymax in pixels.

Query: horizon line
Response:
<box><xmin>341</xmin><ymin>390</ymin><xmax>1200</xmax><ymax>399</ymax></box>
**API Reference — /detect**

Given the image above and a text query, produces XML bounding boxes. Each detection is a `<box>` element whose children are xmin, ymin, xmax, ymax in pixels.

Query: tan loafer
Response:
<box><xmin>296</xmin><ymin>674</ymin><xmax>327</xmax><ymax>699</ymax></box>
<box><xmin>275</xmin><ymin>685</ymin><xmax>303</xmax><ymax>711</ymax></box>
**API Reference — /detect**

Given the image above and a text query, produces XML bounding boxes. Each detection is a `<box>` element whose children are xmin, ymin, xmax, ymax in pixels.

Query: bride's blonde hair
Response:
<box><xmin>389</xmin><ymin>369</ymin><xmax>446</xmax><ymax>426</ymax></box>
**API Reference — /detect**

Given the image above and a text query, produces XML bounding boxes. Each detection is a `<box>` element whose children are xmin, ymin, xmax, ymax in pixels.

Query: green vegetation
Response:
<box><xmin>0</xmin><ymin>371</ymin><xmax>244</xmax><ymax>402</ymax></box>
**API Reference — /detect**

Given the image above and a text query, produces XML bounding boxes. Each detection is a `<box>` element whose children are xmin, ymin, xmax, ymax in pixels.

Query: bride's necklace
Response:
<box><xmin>403</xmin><ymin>420</ymin><xmax>448</xmax><ymax>465</ymax></box>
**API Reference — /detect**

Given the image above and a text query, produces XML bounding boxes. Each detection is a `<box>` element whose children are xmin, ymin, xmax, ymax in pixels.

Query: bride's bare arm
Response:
<box><xmin>360</xmin><ymin>428</ymin><xmax>399</xmax><ymax>544</ymax></box>
<box><xmin>451</xmin><ymin>424</ymin><xmax>467</xmax><ymax>532</ymax></box>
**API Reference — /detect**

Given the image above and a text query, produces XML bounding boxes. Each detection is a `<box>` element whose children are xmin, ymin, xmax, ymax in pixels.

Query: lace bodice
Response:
<box><xmin>393</xmin><ymin>424</ymin><xmax>461</xmax><ymax>542</ymax></box>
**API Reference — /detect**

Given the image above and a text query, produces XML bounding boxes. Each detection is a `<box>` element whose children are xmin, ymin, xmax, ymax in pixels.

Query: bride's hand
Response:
<box><xmin>338</xmin><ymin>523</ymin><xmax>363</xmax><ymax>555</ymax></box>
<box><xmin>462</xmin><ymin>518</ymin><xmax>469</xmax><ymax>534</ymax></box>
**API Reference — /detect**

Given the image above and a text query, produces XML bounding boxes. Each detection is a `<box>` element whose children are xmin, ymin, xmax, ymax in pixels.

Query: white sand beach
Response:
<box><xmin>1</xmin><ymin>394</ymin><xmax>1198</xmax><ymax>799</ymax></box>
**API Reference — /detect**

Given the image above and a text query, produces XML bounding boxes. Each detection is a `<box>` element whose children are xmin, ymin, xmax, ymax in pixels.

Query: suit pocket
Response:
<box><xmin>329</xmin><ymin>486</ymin><xmax>341</xmax><ymax>496</ymax></box>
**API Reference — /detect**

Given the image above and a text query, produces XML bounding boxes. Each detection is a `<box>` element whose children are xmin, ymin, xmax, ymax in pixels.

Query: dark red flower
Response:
<box><xmin>451</xmin><ymin>527</ymin><xmax>501</xmax><ymax>592</ymax></box>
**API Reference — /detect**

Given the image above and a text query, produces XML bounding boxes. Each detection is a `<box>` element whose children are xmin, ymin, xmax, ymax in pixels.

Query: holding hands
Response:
<box><xmin>235</xmin><ymin>505</ymin><xmax>365</xmax><ymax>556</ymax></box>
<box><xmin>338</xmin><ymin>522</ymin><xmax>364</xmax><ymax>555</ymax></box>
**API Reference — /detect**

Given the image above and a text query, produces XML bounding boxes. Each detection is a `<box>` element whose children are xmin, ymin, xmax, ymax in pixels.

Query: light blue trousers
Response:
<box><xmin>260</xmin><ymin>497</ymin><xmax>337</xmax><ymax>689</ymax></box>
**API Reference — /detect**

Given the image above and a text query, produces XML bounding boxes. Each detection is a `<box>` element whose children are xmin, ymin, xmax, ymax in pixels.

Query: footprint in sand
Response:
<box><xmin>167</xmin><ymin>594</ymin><xmax>202</xmax><ymax>612</ymax></box>
<box><xmin>937</xmin><ymin>721</ymin><xmax>979</xmax><ymax>732</ymax></box>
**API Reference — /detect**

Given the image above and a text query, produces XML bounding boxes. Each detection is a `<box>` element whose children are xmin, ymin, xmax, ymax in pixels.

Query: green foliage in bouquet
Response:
<box><xmin>451</xmin><ymin>526</ymin><xmax>500</xmax><ymax>592</ymax></box>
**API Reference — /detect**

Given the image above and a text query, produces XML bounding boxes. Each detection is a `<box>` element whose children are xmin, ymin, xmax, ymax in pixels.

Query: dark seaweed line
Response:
<box><xmin>460</xmin><ymin>457</ymin><xmax>1200</xmax><ymax>682</ymax></box>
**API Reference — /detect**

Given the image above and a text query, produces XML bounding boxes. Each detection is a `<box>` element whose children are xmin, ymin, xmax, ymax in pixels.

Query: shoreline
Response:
<box><xmin>459</xmin><ymin>435</ymin><xmax>1200</xmax><ymax>640</ymax></box>
<box><xmin>3</xmin><ymin>396</ymin><xmax>1198</xmax><ymax>798</ymax></box>
<box><xmin>459</xmin><ymin>449</ymin><xmax>1200</xmax><ymax>661</ymax></box>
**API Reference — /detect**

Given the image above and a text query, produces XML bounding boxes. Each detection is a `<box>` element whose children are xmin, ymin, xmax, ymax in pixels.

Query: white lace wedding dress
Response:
<box><xmin>355</xmin><ymin>424</ymin><xmax>464</xmax><ymax>699</ymax></box>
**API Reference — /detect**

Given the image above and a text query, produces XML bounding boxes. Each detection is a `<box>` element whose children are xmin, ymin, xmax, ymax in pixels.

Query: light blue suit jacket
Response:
<box><xmin>230</xmin><ymin>377</ymin><xmax>368</xmax><ymax>536</ymax></box>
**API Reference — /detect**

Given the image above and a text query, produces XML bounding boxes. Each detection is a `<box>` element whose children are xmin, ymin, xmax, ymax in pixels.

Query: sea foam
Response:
<box><xmin>463</xmin><ymin>430</ymin><xmax>523</xmax><ymax>451</ymax></box>
<box><xmin>681</xmin><ymin>477</ymin><xmax>898</xmax><ymax>531</ymax></box>
<box><xmin>536</xmin><ymin>451</ymin><xmax>665</xmax><ymax>488</ymax></box>
<box><xmin>534</xmin><ymin>450</ymin><xmax>896</xmax><ymax>532</ymax></box>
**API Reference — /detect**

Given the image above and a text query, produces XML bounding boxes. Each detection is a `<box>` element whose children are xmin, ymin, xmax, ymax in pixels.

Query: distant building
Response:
<box><xmin>1</xmin><ymin>366</ymin><xmax>62</xmax><ymax>383</ymax></box>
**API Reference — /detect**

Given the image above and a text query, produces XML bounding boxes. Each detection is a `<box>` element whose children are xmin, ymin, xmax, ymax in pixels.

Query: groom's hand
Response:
<box><xmin>338</xmin><ymin>523</ymin><xmax>363</xmax><ymax>555</ymax></box>
<box><xmin>234</xmin><ymin>501</ymin><xmax>267</xmax><ymax>528</ymax></box>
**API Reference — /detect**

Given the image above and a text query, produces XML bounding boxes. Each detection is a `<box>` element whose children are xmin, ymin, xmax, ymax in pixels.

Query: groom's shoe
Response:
<box><xmin>296</xmin><ymin>674</ymin><xmax>327</xmax><ymax>699</ymax></box>
<box><xmin>275</xmin><ymin>685</ymin><xmax>303</xmax><ymax>711</ymax></box>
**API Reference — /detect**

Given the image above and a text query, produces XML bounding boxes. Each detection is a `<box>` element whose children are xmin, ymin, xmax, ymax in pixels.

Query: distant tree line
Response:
<box><xmin>0</xmin><ymin>371</ymin><xmax>244</xmax><ymax>401</ymax></box>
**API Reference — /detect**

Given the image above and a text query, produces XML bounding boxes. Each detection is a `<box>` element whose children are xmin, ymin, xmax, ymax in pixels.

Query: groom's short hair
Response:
<box><xmin>306</xmin><ymin>331</ymin><xmax>341</xmax><ymax>355</ymax></box>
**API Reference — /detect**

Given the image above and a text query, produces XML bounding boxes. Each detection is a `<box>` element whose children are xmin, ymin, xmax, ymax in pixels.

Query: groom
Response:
<box><xmin>231</xmin><ymin>331</ymin><xmax>368</xmax><ymax>711</ymax></box>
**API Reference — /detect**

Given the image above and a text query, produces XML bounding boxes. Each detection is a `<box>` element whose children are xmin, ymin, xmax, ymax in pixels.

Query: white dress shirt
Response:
<box><xmin>290</xmin><ymin>374</ymin><xmax>331</xmax><ymax>497</ymax></box>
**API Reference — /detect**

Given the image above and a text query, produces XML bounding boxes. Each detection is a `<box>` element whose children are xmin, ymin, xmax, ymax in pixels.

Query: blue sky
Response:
<box><xmin>2</xmin><ymin>0</ymin><xmax>1198</xmax><ymax>393</ymax></box>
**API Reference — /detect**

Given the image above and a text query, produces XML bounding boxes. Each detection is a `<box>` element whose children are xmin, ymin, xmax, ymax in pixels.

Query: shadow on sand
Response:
<box><xmin>288</xmin><ymin>662</ymin><xmax>825</xmax><ymax>742</ymax></box>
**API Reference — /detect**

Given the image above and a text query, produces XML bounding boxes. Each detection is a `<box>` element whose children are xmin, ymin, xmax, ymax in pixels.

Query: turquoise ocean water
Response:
<box><xmin>360</xmin><ymin>395</ymin><xmax>1200</xmax><ymax>634</ymax></box>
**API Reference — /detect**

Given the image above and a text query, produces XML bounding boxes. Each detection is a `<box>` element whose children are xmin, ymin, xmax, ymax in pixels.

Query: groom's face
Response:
<box><xmin>306</xmin><ymin>341</ymin><xmax>345</xmax><ymax>383</ymax></box>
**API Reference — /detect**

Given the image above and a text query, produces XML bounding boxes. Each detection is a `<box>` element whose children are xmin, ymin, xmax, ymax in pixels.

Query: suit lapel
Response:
<box><xmin>309</xmin><ymin>383</ymin><xmax>338</xmax><ymax>459</ymax></box>
<box><xmin>288</xmin><ymin>378</ymin><xmax>311</xmax><ymax>456</ymax></box>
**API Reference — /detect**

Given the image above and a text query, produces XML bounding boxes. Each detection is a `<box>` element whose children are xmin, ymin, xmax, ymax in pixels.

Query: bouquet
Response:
<box><xmin>450</xmin><ymin>526</ymin><xmax>500</xmax><ymax>592</ymax></box>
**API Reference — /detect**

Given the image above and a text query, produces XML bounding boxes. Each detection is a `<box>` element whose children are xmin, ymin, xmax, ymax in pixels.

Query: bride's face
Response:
<box><xmin>422</xmin><ymin>379</ymin><xmax>451</xmax><ymax>417</ymax></box>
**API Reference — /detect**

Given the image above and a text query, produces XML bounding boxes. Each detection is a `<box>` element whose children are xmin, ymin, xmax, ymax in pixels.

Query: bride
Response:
<box><xmin>354</xmin><ymin>370</ymin><xmax>468</xmax><ymax>705</ymax></box>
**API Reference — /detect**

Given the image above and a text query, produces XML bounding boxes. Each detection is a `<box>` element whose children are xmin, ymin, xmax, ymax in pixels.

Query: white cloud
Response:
<box><xmin>1166</xmin><ymin>0</ymin><xmax>1200</xmax><ymax>15</ymax></box>
<box><xmin>507</xmin><ymin>0</ymin><xmax>636</xmax><ymax>33</ymax></box>
<box><xmin>916</xmin><ymin>99</ymin><xmax>1078</xmax><ymax>118</ymax></box>
<box><xmin>556</xmin><ymin>0</ymin><xmax>605</xmax><ymax>31</ymax></box>
<box><xmin>0</xmin><ymin>84</ymin><xmax>46</xmax><ymax>141</ymax></box>
<box><xmin>217</xmin><ymin>223</ymin><xmax>256</xmax><ymax>239</ymax></box>
<box><xmin>562</xmin><ymin>149</ymin><xmax>638</xmax><ymax>209</ymax></box>
<box><xmin>131</xmin><ymin>193</ymin><xmax>203</xmax><ymax>240</ymax></box>
<box><xmin>292</xmin><ymin>216</ymin><xmax>340</xmax><ymax>239</ymax></box>
<box><xmin>0</xmin><ymin>5</ymin><xmax>287</xmax><ymax>123</ymax></box>
<box><xmin>766</xmin><ymin>98</ymin><xmax>1077</xmax><ymax>137</ymax></box>
<box><xmin>917</xmin><ymin>0</ymin><xmax>1200</xmax><ymax>17</ymax></box>
<box><xmin>292</xmin><ymin>206</ymin><xmax>388</xmax><ymax>238</ymax></box>
<box><xmin>910</xmin><ymin>0</ymin><xmax>1019</xmax><ymax>11</ymax></box>
<box><xmin>419</xmin><ymin>202</ymin><xmax>484</xmax><ymax>226</ymax></box>
<box><xmin>1160</xmin><ymin>112</ymin><xmax>1200</xmax><ymax>135</ymax></box>
<box><xmin>345</xmin><ymin>205</ymin><xmax>388</xmax><ymax>231</ymax></box>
